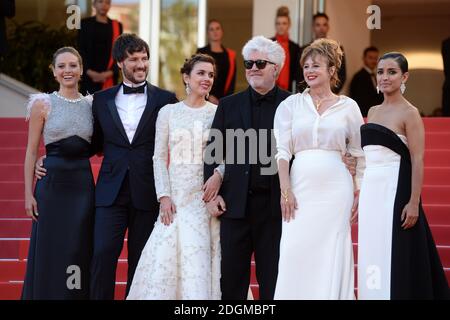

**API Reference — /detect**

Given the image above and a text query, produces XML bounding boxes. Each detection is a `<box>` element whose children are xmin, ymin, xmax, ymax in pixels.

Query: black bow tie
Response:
<box><xmin>123</xmin><ymin>83</ymin><xmax>146</xmax><ymax>95</ymax></box>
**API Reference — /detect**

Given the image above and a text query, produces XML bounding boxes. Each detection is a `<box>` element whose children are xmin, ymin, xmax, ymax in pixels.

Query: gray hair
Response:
<box><xmin>242</xmin><ymin>36</ymin><xmax>286</xmax><ymax>70</ymax></box>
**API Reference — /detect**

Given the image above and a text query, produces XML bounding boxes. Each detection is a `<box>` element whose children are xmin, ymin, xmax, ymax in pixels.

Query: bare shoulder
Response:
<box><xmin>367</xmin><ymin>104</ymin><xmax>381</xmax><ymax>120</ymax></box>
<box><xmin>404</xmin><ymin>103</ymin><xmax>422</xmax><ymax>121</ymax></box>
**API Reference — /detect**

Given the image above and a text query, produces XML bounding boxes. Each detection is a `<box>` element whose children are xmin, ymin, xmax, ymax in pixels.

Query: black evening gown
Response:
<box><xmin>21</xmin><ymin>136</ymin><xmax>95</xmax><ymax>299</ymax></box>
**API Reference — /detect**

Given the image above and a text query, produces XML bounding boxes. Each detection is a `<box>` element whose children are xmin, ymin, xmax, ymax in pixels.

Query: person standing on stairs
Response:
<box><xmin>127</xmin><ymin>54</ymin><xmax>222</xmax><ymax>299</ymax></box>
<box><xmin>35</xmin><ymin>34</ymin><xmax>178</xmax><ymax>300</ymax></box>
<box><xmin>273</xmin><ymin>38</ymin><xmax>364</xmax><ymax>300</ymax></box>
<box><xmin>197</xmin><ymin>19</ymin><xmax>236</xmax><ymax>105</ymax></box>
<box><xmin>78</xmin><ymin>0</ymin><xmax>123</xmax><ymax>95</ymax></box>
<box><xmin>271</xmin><ymin>6</ymin><xmax>301</xmax><ymax>93</ymax></box>
<box><xmin>23</xmin><ymin>47</ymin><xmax>95</xmax><ymax>299</ymax></box>
<box><xmin>358</xmin><ymin>52</ymin><xmax>449</xmax><ymax>300</ymax></box>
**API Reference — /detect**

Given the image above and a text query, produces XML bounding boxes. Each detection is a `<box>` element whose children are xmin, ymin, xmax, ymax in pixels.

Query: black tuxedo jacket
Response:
<box><xmin>349</xmin><ymin>68</ymin><xmax>383</xmax><ymax>117</ymax></box>
<box><xmin>204</xmin><ymin>86</ymin><xmax>291</xmax><ymax>219</ymax></box>
<box><xmin>91</xmin><ymin>83</ymin><xmax>178</xmax><ymax>210</ymax></box>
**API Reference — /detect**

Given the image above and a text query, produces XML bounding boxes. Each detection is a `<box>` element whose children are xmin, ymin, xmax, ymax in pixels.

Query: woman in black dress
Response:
<box><xmin>23</xmin><ymin>47</ymin><xmax>94</xmax><ymax>299</ymax></box>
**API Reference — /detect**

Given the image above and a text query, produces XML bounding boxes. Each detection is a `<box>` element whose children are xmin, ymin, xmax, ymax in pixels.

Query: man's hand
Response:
<box><xmin>342</xmin><ymin>152</ymin><xmax>357</xmax><ymax>176</ymax></box>
<box><xmin>35</xmin><ymin>155</ymin><xmax>47</xmax><ymax>180</ymax></box>
<box><xmin>206</xmin><ymin>195</ymin><xmax>226</xmax><ymax>217</ymax></box>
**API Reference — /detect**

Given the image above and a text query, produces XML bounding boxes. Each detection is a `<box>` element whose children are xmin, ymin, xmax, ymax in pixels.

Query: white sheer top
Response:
<box><xmin>274</xmin><ymin>88</ymin><xmax>365</xmax><ymax>189</ymax></box>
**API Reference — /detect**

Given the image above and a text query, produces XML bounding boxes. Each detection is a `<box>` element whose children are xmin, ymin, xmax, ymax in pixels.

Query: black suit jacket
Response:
<box><xmin>271</xmin><ymin>37</ymin><xmax>301</xmax><ymax>93</ymax></box>
<box><xmin>204</xmin><ymin>86</ymin><xmax>291</xmax><ymax>219</ymax></box>
<box><xmin>0</xmin><ymin>0</ymin><xmax>15</xmax><ymax>55</ymax></box>
<box><xmin>349</xmin><ymin>68</ymin><xmax>383</xmax><ymax>117</ymax></box>
<box><xmin>91</xmin><ymin>83</ymin><xmax>178</xmax><ymax>211</ymax></box>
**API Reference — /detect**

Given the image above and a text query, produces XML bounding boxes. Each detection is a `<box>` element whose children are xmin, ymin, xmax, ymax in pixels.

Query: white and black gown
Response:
<box><xmin>358</xmin><ymin>123</ymin><xmax>449</xmax><ymax>300</ymax></box>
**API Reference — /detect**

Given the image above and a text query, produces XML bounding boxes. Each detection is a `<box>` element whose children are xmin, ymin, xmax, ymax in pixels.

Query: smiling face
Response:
<box><xmin>376</xmin><ymin>58</ymin><xmax>408</xmax><ymax>94</ymax></box>
<box><xmin>183</xmin><ymin>62</ymin><xmax>215</xmax><ymax>98</ymax></box>
<box><xmin>245</xmin><ymin>51</ymin><xmax>279</xmax><ymax>93</ymax></box>
<box><xmin>52</xmin><ymin>52</ymin><xmax>82</xmax><ymax>89</ymax></box>
<box><xmin>302</xmin><ymin>54</ymin><xmax>334</xmax><ymax>89</ymax></box>
<box><xmin>275</xmin><ymin>16</ymin><xmax>290</xmax><ymax>36</ymax></box>
<box><xmin>118</xmin><ymin>50</ymin><xmax>149</xmax><ymax>84</ymax></box>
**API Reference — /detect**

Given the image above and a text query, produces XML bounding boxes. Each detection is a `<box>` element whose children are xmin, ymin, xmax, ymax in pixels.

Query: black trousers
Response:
<box><xmin>220</xmin><ymin>191</ymin><xmax>281</xmax><ymax>300</ymax></box>
<box><xmin>89</xmin><ymin>174</ymin><xmax>158</xmax><ymax>300</ymax></box>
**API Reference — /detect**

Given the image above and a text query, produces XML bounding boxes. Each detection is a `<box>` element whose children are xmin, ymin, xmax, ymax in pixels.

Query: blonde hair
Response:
<box><xmin>300</xmin><ymin>38</ymin><xmax>343</xmax><ymax>89</ymax></box>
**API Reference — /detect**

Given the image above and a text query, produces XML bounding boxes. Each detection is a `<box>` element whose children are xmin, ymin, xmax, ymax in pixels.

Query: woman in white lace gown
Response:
<box><xmin>273</xmin><ymin>39</ymin><xmax>365</xmax><ymax>299</ymax></box>
<box><xmin>127</xmin><ymin>54</ymin><xmax>222</xmax><ymax>300</ymax></box>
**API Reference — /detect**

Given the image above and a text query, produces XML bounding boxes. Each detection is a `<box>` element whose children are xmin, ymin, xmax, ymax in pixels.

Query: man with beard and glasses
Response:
<box><xmin>36</xmin><ymin>34</ymin><xmax>178</xmax><ymax>299</ymax></box>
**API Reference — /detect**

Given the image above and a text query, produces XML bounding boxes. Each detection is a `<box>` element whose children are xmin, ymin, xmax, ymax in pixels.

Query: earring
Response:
<box><xmin>376</xmin><ymin>86</ymin><xmax>380</xmax><ymax>94</ymax></box>
<box><xmin>400</xmin><ymin>82</ymin><xmax>406</xmax><ymax>94</ymax></box>
<box><xmin>185</xmin><ymin>83</ymin><xmax>191</xmax><ymax>96</ymax></box>
<box><xmin>206</xmin><ymin>93</ymin><xmax>209</xmax><ymax>100</ymax></box>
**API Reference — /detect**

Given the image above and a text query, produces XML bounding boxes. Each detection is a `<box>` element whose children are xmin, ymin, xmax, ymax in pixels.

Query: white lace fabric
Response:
<box><xmin>127</xmin><ymin>101</ymin><xmax>221</xmax><ymax>300</ymax></box>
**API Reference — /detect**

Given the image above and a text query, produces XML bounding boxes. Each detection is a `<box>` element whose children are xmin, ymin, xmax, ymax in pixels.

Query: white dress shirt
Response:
<box><xmin>115</xmin><ymin>81</ymin><xmax>148</xmax><ymax>143</ymax></box>
<box><xmin>274</xmin><ymin>88</ymin><xmax>366</xmax><ymax>189</ymax></box>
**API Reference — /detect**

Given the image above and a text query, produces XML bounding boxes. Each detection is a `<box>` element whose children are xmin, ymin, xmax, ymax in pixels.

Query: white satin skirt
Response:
<box><xmin>274</xmin><ymin>150</ymin><xmax>355</xmax><ymax>300</ymax></box>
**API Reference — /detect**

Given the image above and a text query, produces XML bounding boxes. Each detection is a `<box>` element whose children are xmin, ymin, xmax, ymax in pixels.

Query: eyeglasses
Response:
<box><xmin>243</xmin><ymin>59</ymin><xmax>276</xmax><ymax>70</ymax></box>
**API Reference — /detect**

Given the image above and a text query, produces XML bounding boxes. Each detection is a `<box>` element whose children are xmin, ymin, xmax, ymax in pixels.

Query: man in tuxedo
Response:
<box><xmin>349</xmin><ymin>46</ymin><xmax>384</xmax><ymax>117</ymax></box>
<box><xmin>442</xmin><ymin>37</ymin><xmax>450</xmax><ymax>116</ymax></box>
<box><xmin>89</xmin><ymin>34</ymin><xmax>177</xmax><ymax>299</ymax></box>
<box><xmin>204</xmin><ymin>36</ymin><xmax>290</xmax><ymax>300</ymax></box>
<box><xmin>0</xmin><ymin>0</ymin><xmax>15</xmax><ymax>58</ymax></box>
<box><xmin>299</xmin><ymin>13</ymin><xmax>346</xmax><ymax>93</ymax></box>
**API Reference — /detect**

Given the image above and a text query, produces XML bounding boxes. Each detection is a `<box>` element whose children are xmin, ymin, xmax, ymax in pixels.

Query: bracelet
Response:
<box><xmin>281</xmin><ymin>188</ymin><xmax>290</xmax><ymax>202</ymax></box>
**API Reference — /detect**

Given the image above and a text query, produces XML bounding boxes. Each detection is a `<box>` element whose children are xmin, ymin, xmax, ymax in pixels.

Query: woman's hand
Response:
<box><xmin>25</xmin><ymin>194</ymin><xmax>38</xmax><ymax>222</ymax></box>
<box><xmin>202</xmin><ymin>171</ymin><xmax>222</xmax><ymax>202</ymax></box>
<box><xmin>401</xmin><ymin>202</ymin><xmax>419</xmax><ymax>230</ymax></box>
<box><xmin>350</xmin><ymin>190</ymin><xmax>359</xmax><ymax>224</ymax></box>
<box><xmin>159</xmin><ymin>196</ymin><xmax>176</xmax><ymax>226</ymax></box>
<box><xmin>280</xmin><ymin>188</ymin><xmax>298</xmax><ymax>223</ymax></box>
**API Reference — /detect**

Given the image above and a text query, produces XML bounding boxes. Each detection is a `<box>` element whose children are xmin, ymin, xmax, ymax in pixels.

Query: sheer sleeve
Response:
<box><xmin>214</xmin><ymin>163</ymin><xmax>225</xmax><ymax>178</ymax></box>
<box><xmin>274</xmin><ymin>96</ymin><xmax>295</xmax><ymax>163</ymax></box>
<box><xmin>153</xmin><ymin>105</ymin><xmax>172</xmax><ymax>200</ymax></box>
<box><xmin>346</xmin><ymin>100</ymin><xmax>366</xmax><ymax>190</ymax></box>
<box><xmin>25</xmin><ymin>93</ymin><xmax>51</xmax><ymax>121</ymax></box>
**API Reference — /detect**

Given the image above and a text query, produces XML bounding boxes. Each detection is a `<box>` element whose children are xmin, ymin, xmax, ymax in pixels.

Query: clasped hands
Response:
<box><xmin>160</xmin><ymin>170</ymin><xmax>225</xmax><ymax>226</ymax></box>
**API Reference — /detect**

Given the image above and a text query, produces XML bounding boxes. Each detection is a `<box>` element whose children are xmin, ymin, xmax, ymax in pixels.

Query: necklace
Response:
<box><xmin>53</xmin><ymin>91</ymin><xmax>83</xmax><ymax>103</ymax></box>
<box><xmin>312</xmin><ymin>94</ymin><xmax>336</xmax><ymax>112</ymax></box>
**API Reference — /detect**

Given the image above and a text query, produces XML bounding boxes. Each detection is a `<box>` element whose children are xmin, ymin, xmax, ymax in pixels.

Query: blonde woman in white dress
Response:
<box><xmin>127</xmin><ymin>54</ymin><xmax>222</xmax><ymax>299</ymax></box>
<box><xmin>273</xmin><ymin>39</ymin><xmax>365</xmax><ymax>299</ymax></box>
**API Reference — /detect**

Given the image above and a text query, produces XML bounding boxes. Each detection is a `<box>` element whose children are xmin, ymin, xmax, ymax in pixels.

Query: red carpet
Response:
<box><xmin>0</xmin><ymin>117</ymin><xmax>449</xmax><ymax>300</ymax></box>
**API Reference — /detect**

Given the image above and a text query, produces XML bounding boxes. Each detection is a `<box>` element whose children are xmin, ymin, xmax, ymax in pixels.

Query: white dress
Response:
<box><xmin>357</xmin><ymin>132</ymin><xmax>406</xmax><ymax>300</ymax></box>
<box><xmin>126</xmin><ymin>101</ymin><xmax>221</xmax><ymax>300</ymax></box>
<box><xmin>273</xmin><ymin>89</ymin><xmax>365</xmax><ymax>300</ymax></box>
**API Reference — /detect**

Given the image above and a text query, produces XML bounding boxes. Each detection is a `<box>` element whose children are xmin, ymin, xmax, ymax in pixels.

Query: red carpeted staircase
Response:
<box><xmin>0</xmin><ymin>117</ymin><xmax>449</xmax><ymax>300</ymax></box>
